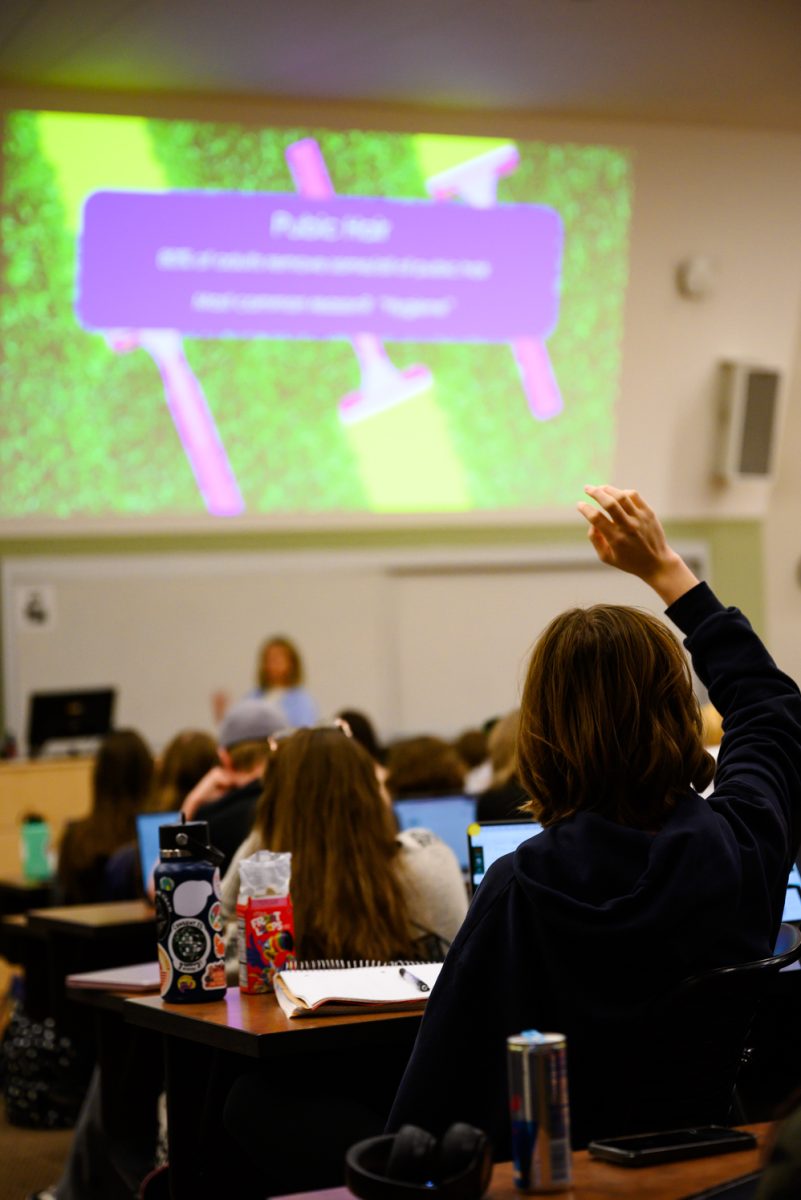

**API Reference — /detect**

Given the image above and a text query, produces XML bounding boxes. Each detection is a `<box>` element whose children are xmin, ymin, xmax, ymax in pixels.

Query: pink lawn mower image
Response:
<box><xmin>76</xmin><ymin>140</ymin><xmax>564</xmax><ymax>516</ymax></box>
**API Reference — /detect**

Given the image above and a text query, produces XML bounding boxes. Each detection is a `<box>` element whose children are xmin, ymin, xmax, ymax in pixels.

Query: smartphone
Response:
<box><xmin>587</xmin><ymin>1126</ymin><xmax>757</xmax><ymax>1167</ymax></box>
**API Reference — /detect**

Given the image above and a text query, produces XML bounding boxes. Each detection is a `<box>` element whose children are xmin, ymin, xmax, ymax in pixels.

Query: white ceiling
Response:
<box><xmin>0</xmin><ymin>0</ymin><xmax>800</xmax><ymax>131</ymax></box>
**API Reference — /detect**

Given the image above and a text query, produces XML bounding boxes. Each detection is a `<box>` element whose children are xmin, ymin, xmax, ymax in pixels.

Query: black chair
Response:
<box><xmin>626</xmin><ymin>923</ymin><xmax>801</xmax><ymax>1134</ymax></box>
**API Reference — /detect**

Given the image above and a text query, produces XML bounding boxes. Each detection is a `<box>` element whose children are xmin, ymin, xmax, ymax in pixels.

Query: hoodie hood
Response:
<box><xmin>511</xmin><ymin>790</ymin><xmax>752</xmax><ymax>974</ymax></box>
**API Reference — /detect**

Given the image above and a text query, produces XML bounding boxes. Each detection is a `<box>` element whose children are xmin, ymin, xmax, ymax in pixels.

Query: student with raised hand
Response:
<box><xmin>387</xmin><ymin>485</ymin><xmax>801</xmax><ymax>1152</ymax></box>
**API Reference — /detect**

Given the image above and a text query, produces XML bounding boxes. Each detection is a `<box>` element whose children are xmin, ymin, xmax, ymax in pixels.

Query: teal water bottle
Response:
<box><xmin>154</xmin><ymin>820</ymin><xmax>227</xmax><ymax>1004</ymax></box>
<box><xmin>20</xmin><ymin>815</ymin><xmax>52</xmax><ymax>882</ymax></box>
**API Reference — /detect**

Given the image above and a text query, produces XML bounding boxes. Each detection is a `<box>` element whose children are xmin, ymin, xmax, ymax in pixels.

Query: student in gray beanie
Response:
<box><xmin>181</xmin><ymin>698</ymin><xmax>285</xmax><ymax>873</ymax></box>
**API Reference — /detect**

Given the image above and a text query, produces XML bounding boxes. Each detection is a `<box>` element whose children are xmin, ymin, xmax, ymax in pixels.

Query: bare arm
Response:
<box><xmin>577</xmin><ymin>484</ymin><xmax>699</xmax><ymax>606</ymax></box>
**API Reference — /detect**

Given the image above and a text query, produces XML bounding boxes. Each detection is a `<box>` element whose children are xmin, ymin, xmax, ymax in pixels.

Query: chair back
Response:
<box><xmin>613</xmin><ymin>923</ymin><xmax>801</xmax><ymax>1136</ymax></box>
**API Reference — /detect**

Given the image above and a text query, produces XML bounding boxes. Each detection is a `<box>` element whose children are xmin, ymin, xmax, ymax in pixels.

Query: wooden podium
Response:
<box><xmin>0</xmin><ymin>756</ymin><xmax>92</xmax><ymax>878</ymax></box>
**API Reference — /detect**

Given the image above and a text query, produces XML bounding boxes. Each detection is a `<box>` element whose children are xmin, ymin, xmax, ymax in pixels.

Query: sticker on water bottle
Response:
<box><xmin>168</xmin><ymin>918</ymin><xmax>211</xmax><ymax>972</ymax></box>
<box><xmin>158</xmin><ymin>944</ymin><xmax>173</xmax><ymax>996</ymax></box>
<box><xmin>202</xmin><ymin>961</ymin><xmax>226</xmax><ymax>991</ymax></box>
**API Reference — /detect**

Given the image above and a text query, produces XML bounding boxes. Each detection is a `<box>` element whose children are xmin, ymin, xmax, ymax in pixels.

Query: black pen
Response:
<box><xmin>399</xmin><ymin>966</ymin><xmax>430</xmax><ymax>993</ymax></box>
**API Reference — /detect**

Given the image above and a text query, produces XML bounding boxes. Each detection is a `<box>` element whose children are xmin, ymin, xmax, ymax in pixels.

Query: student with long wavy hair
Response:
<box><xmin>103</xmin><ymin>728</ymin><xmax>219</xmax><ymax>900</ymax></box>
<box><xmin>221</xmin><ymin>724</ymin><xmax>467</xmax><ymax>960</ymax></box>
<box><xmin>388</xmin><ymin>485</ymin><xmax>801</xmax><ymax>1152</ymax></box>
<box><xmin>56</xmin><ymin>728</ymin><xmax>154</xmax><ymax>905</ymax></box>
<box><xmin>216</xmin><ymin>724</ymin><xmax>468</xmax><ymax>1198</ymax></box>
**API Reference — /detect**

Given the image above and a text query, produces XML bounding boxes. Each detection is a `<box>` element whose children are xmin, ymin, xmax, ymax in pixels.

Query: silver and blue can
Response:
<box><xmin>507</xmin><ymin>1030</ymin><xmax>572</xmax><ymax>1192</ymax></box>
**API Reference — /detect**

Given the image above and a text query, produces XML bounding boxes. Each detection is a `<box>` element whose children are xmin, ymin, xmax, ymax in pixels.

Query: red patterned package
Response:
<box><xmin>236</xmin><ymin>851</ymin><xmax>296</xmax><ymax>993</ymax></box>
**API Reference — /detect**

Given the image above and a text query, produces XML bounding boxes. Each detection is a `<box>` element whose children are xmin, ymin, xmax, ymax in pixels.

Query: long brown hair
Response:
<box><xmin>253</xmin><ymin>727</ymin><xmax>418</xmax><ymax>961</ymax></box>
<box><xmin>151</xmin><ymin>729</ymin><xmax>218</xmax><ymax>812</ymax></box>
<box><xmin>518</xmin><ymin>605</ymin><xmax>715</xmax><ymax>829</ymax></box>
<box><xmin>386</xmin><ymin>736</ymin><xmax>466</xmax><ymax>799</ymax></box>
<box><xmin>59</xmin><ymin>729</ymin><xmax>154</xmax><ymax>885</ymax></box>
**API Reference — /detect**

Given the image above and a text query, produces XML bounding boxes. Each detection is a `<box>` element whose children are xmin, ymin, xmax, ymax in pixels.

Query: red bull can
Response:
<box><xmin>507</xmin><ymin>1030</ymin><xmax>572</xmax><ymax>1192</ymax></box>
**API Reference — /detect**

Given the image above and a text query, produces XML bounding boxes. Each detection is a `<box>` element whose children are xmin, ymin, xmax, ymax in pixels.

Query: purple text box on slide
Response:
<box><xmin>76</xmin><ymin>191</ymin><xmax>562</xmax><ymax>342</ymax></box>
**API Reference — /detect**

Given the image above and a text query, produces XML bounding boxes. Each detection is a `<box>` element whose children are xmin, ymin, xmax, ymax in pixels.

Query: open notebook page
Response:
<box><xmin>274</xmin><ymin>962</ymin><xmax>442</xmax><ymax>1016</ymax></box>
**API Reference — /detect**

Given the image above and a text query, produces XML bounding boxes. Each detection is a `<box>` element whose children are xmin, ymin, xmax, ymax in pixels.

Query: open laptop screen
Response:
<box><xmin>468</xmin><ymin>818</ymin><xmax>543</xmax><ymax>893</ymax></box>
<box><xmin>136</xmin><ymin>812</ymin><xmax>180</xmax><ymax>895</ymax></box>
<box><xmin>393</xmin><ymin>795</ymin><xmax>477</xmax><ymax>873</ymax></box>
<box><xmin>784</xmin><ymin>865</ymin><xmax>801</xmax><ymax>923</ymax></box>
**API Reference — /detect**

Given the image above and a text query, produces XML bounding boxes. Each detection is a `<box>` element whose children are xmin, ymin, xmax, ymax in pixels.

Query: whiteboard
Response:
<box><xmin>2</xmin><ymin>544</ymin><xmax>708</xmax><ymax>751</ymax></box>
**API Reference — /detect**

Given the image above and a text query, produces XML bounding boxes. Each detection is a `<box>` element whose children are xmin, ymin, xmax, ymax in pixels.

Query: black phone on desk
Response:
<box><xmin>587</xmin><ymin>1126</ymin><xmax>757</xmax><ymax>1167</ymax></box>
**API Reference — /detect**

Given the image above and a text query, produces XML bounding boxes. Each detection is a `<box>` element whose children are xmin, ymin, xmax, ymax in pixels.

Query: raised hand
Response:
<box><xmin>577</xmin><ymin>485</ymin><xmax>699</xmax><ymax>605</ymax></box>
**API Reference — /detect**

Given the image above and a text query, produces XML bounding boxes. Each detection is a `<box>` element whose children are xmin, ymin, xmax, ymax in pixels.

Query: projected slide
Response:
<box><xmin>1</xmin><ymin>111</ymin><xmax>632</xmax><ymax>522</ymax></box>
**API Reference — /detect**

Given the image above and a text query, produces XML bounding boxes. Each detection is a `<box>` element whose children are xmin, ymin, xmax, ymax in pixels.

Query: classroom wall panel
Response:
<box><xmin>2</xmin><ymin>545</ymin><xmax>706</xmax><ymax>749</ymax></box>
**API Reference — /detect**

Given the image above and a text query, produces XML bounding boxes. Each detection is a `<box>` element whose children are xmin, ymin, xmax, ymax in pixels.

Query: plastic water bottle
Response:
<box><xmin>154</xmin><ymin>820</ymin><xmax>227</xmax><ymax>1004</ymax></box>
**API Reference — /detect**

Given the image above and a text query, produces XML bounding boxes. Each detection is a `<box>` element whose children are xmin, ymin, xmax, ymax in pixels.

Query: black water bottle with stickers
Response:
<box><xmin>154</xmin><ymin>820</ymin><xmax>227</xmax><ymax>1004</ymax></box>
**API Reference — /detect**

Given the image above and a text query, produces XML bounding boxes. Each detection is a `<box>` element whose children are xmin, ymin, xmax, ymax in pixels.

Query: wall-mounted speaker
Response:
<box><xmin>712</xmin><ymin>360</ymin><xmax>783</xmax><ymax>482</ymax></box>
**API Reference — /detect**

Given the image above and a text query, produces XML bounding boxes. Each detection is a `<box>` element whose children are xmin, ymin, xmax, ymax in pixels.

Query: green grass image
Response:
<box><xmin>0</xmin><ymin>111</ymin><xmax>631</xmax><ymax>520</ymax></box>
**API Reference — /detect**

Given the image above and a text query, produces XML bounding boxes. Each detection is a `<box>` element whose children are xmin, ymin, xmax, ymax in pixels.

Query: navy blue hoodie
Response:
<box><xmin>387</xmin><ymin>583</ymin><xmax>801</xmax><ymax>1151</ymax></box>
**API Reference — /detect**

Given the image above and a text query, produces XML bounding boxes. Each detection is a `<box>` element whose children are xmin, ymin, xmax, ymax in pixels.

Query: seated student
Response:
<box><xmin>454</xmin><ymin>726</ymin><xmax>490</xmax><ymax>789</ymax></box>
<box><xmin>387</xmin><ymin>485</ymin><xmax>801</xmax><ymax>1153</ymax></box>
<box><xmin>56</xmin><ymin>728</ymin><xmax>154</xmax><ymax>905</ymax></box>
<box><xmin>475</xmin><ymin>709</ymin><xmax>529</xmax><ymax>822</ymax></box>
<box><xmin>337</xmin><ymin>706</ymin><xmax>385</xmax><ymax>765</ymax></box>
<box><xmin>182</xmin><ymin>697</ymin><xmax>284</xmax><ymax>874</ymax></box>
<box><xmin>385</xmin><ymin>735</ymin><xmax>467</xmax><ymax>799</ymax></box>
<box><xmin>103</xmin><ymin>728</ymin><xmax>218</xmax><ymax>900</ymax></box>
<box><xmin>221</xmin><ymin>723</ymin><xmax>468</xmax><ymax>955</ymax></box>
<box><xmin>217</xmin><ymin>725</ymin><xmax>469</xmax><ymax>1197</ymax></box>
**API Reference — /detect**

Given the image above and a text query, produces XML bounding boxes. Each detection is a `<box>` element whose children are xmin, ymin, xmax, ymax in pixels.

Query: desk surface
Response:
<box><xmin>125</xmin><ymin>989</ymin><xmax>422</xmax><ymax>1058</ymax></box>
<box><xmin>277</xmin><ymin>1125</ymin><xmax>771</xmax><ymax>1200</ymax></box>
<box><xmin>26</xmin><ymin>899</ymin><xmax>154</xmax><ymax>936</ymax></box>
<box><xmin>0</xmin><ymin>875</ymin><xmax>55</xmax><ymax>891</ymax></box>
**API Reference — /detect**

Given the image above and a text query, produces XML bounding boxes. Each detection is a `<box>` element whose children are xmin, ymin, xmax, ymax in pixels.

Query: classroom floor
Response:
<box><xmin>1</xmin><ymin>959</ymin><xmax>72</xmax><ymax>1199</ymax></box>
<box><xmin>0</xmin><ymin>1098</ymin><xmax>72</xmax><ymax>1199</ymax></box>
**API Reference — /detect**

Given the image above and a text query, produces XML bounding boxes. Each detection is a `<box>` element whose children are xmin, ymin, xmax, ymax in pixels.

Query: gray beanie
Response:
<box><xmin>219</xmin><ymin>698</ymin><xmax>286</xmax><ymax>748</ymax></box>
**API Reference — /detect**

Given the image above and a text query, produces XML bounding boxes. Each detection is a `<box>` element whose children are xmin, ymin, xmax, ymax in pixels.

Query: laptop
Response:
<box><xmin>784</xmin><ymin>864</ymin><xmax>801</xmax><ymax>923</ymax></box>
<box><xmin>393</xmin><ymin>795</ymin><xmax>477</xmax><ymax>873</ymax></box>
<box><xmin>467</xmin><ymin>817</ymin><xmax>543</xmax><ymax>894</ymax></box>
<box><xmin>27</xmin><ymin>687</ymin><xmax>115</xmax><ymax>757</ymax></box>
<box><xmin>136</xmin><ymin>811</ymin><xmax>180</xmax><ymax>894</ymax></box>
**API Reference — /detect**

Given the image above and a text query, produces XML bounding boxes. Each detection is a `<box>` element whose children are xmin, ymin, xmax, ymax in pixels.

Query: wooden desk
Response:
<box><xmin>26</xmin><ymin>900</ymin><xmax>156</xmax><ymax>1021</ymax></box>
<box><xmin>0</xmin><ymin>875</ymin><xmax>55</xmax><ymax>916</ymax></box>
<box><xmin>276</xmin><ymin>1125</ymin><xmax>772</xmax><ymax>1200</ymax></box>
<box><xmin>126</xmin><ymin>988</ymin><xmax>421</xmax><ymax>1057</ymax></box>
<box><xmin>123</xmin><ymin>991</ymin><xmax>423</xmax><ymax>1200</ymax></box>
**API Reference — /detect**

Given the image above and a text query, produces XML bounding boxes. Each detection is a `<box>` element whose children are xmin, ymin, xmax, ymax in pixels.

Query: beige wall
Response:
<box><xmin>765</xmin><ymin>303</ymin><xmax>801</xmax><ymax>681</ymax></box>
<box><xmin>2</xmin><ymin>89</ymin><xmax>800</xmax><ymax>736</ymax></box>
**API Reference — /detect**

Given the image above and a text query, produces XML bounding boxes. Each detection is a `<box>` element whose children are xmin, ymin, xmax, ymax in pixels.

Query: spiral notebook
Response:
<box><xmin>273</xmin><ymin>960</ymin><xmax>443</xmax><ymax>1018</ymax></box>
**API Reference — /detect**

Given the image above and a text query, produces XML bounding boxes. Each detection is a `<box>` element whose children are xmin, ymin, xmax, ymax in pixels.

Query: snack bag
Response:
<box><xmin>236</xmin><ymin>850</ymin><xmax>295</xmax><ymax>993</ymax></box>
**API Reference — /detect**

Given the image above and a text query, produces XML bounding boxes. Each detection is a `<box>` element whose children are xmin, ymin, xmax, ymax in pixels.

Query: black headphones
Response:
<box><xmin>345</xmin><ymin>1123</ymin><xmax>492</xmax><ymax>1200</ymax></box>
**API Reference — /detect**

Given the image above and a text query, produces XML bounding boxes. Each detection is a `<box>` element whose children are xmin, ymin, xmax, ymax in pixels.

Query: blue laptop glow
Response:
<box><xmin>393</xmin><ymin>795</ymin><xmax>477</xmax><ymax>872</ymax></box>
<box><xmin>467</xmin><ymin>818</ymin><xmax>543</xmax><ymax>894</ymax></box>
<box><xmin>136</xmin><ymin>812</ymin><xmax>180</xmax><ymax>893</ymax></box>
<box><xmin>784</xmin><ymin>864</ymin><xmax>801</xmax><ymax>923</ymax></box>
